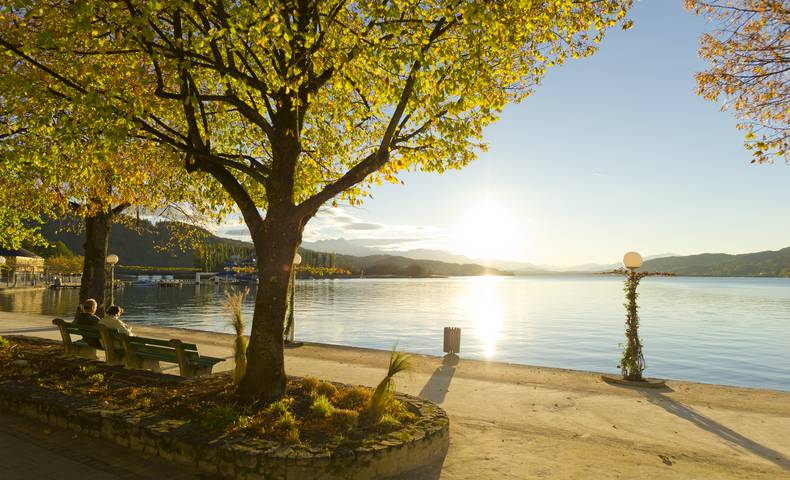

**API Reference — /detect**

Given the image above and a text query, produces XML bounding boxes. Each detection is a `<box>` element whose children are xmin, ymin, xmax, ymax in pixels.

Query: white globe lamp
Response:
<box><xmin>623</xmin><ymin>251</ymin><xmax>643</xmax><ymax>271</ymax></box>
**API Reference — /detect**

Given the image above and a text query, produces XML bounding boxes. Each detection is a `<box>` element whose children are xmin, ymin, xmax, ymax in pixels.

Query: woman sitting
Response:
<box><xmin>101</xmin><ymin>305</ymin><xmax>133</xmax><ymax>336</ymax></box>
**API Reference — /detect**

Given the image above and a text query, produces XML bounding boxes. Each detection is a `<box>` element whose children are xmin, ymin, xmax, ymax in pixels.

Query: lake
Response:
<box><xmin>1</xmin><ymin>275</ymin><xmax>788</xmax><ymax>391</ymax></box>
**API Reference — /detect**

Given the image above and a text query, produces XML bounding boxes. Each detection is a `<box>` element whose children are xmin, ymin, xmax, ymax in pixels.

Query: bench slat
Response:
<box><xmin>127</xmin><ymin>336</ymin><xmax>198</xmax><ymax>351</ymax></box>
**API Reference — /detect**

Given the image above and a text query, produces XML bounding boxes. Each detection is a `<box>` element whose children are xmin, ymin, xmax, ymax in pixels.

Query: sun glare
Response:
<box><xmin>454</xmin><ymin>200</ymin><xmax>523</xmax><ymax>261</ymax></box>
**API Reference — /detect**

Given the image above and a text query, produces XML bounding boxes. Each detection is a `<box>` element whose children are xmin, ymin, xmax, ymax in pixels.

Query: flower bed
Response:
<box><xmin>0</xmin><ymin>336</ymin><xmax>449</xmax><ymax>479</ymax></box>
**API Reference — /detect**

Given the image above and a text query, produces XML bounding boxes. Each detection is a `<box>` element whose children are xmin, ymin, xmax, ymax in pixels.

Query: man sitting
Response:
<box><xmin>74</xmin><ymin>298</ymin><xmax>102</xmax><ymax>347</ymax></box>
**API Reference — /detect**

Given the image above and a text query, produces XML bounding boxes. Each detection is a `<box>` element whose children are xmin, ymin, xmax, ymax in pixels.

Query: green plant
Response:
<box><xmin>378</xmin><ymin>413</ymin><xmax>402</xmax><ymax>432</ymax></box>
<box><xmin>364</xmin><ymin>349</ymin><xmax>411</xmax><ymax>423</ymax></box>
<box><xmin>88</xmin><ymin>373</ymin><xmax>105</xmax><ymax>384</ymax></box>
<box><xmin>0</xmin><ymin>336</ymin><xmax>9</xmax><ymax>349</ymax></box>
<box><xmin>330</xmin><ymin>409</ymin><xmax>359</xmax><ymax>432</ymax></box>
<box><xmin>200</xmin><ymin>403</ymin><xmax>241</xmax><ymax>431</ymax></box>
<box><xmin>300</xmin><ymin>376</ymin><xmax>320</xmax><ymax>393</ymax></box>
<box><xmin>224</xmin><ymin>288</ymin><xmax>249</xmax><ymax>385</ymax></box>
<box><xmin>620</xmin><ymin>270</ymin><xmax>648</xmax><ymax>381</ymax></box>
<box><xmin>309</xmin><ymin>394</ymin><xmax>334</xmax><ymax>418</ymax></box>
<box><xmin>333</xmin><ymin>386</ymin><xmax>372</xmax><ymax>411</ymax></box>
<box><xmin>315</xmin><ymin>381</ymin><xmax>338</xmax><ymax>398</ymax></box>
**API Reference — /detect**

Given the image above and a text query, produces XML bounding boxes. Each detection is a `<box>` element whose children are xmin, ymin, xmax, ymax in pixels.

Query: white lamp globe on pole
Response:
<box><xmin>106</xmin><ymin>254</ymin><xmax>119</xmax><ymax>305</ymax></box>
<box><xmin>293</xmin><ymin>253</ymin><xmax>302</xmax><ymax>265</ymax></box>
<box><xmin>623</xmin><ymin>251</ymin><xmax>643</xmax><ymax>271</ymax></box>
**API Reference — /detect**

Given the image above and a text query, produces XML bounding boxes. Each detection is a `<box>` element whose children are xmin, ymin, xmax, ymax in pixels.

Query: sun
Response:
<box><xmin>453</xmin><ymin>200</ymin><xmax>523</xmax><ymax>261</ymax></box>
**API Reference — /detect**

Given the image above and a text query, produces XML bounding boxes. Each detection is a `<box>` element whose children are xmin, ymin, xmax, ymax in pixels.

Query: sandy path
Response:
<box><xmin>1</xmin><ymin>311</ymin><xmax>788</xmax><ymax>479</ymax></box>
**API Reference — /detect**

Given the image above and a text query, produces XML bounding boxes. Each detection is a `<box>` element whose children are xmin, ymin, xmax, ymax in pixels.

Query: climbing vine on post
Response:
<box><xmin>621</xmin><ymin>270</ymin><xmax>648</xmax><ymax>381</ymax></box>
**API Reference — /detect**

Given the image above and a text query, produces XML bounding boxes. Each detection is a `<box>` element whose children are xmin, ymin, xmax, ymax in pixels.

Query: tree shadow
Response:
<box><xmin>418</xmin><ymin>354</ymin><xmax>459</xmax><ymax>405</ymax></box>
<box><xmin>643</xmin><ymin>391</ymin><xmax>790</xmax><ymax>470</ymax></box>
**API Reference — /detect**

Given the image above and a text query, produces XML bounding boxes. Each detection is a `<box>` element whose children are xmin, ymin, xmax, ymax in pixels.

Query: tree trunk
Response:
<box><xmin>77</xmin><ymin>211</ymin><xmax>112</xmax><ymax>317</ymax></box>
<box><xmin>239</xmin><ymin>213</ymin><xmax>302</xmax><ymax>402</ymax></box>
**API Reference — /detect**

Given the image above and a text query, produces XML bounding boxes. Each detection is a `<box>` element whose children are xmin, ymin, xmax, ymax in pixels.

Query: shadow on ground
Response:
<box><xmin>643</xmin><ymin>390</ymin><xmax>790</xmax><ymax>470</ymax></box>
<box><xmin>418</xmin><ymin>354</ymin><xmax>459</xmax><ymax>405</ymax></box>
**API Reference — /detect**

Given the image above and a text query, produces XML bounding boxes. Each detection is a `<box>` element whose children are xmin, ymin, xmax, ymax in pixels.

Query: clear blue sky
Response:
<box><xmin>223</xmin><ymin>1</ymin><xmax>790</xmax><ymax>267</ymax></box>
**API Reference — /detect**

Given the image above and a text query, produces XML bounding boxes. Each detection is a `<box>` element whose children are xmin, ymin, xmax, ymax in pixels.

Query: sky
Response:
<box><xmin>219</xmin><ymin>1</ymin><xmax>790</xmax><ymax>268</ymax></box>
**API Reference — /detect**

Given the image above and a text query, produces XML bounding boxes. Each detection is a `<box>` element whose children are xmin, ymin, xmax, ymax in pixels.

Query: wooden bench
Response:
<box><xmin>52</xmin><ymin>318</ymin><xmax>126</xmax><ymax>365</ymax></box>
<box><xmin>118</xmin><ymin>334</ymin><xmax>223</xmax><ymax>377</ymax></box>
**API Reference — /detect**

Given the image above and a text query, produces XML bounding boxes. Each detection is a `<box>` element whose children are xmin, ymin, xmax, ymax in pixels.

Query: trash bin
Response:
<box><xmin>443</xmin><ymin>327</ymin><xmax>461</xmax><ymax>354</ymax></box>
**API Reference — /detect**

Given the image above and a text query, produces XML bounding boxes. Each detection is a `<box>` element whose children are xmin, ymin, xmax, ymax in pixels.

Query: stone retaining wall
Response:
<box><xmin>0</xmin><ymin>373</ymin><xmax>449</xmax><ymax>480</ymax></box>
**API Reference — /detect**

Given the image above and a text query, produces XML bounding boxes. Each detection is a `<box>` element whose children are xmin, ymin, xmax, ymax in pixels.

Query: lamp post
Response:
<box><xmin>621</xmin><ymin>251</ymin><xmax>646</xmax><ymax>381</ymax></box>
<box><xmin>0</xmin><ymin>256</ymin><xmax>6</xmax><ymax>286</ymax></box>
<box><xmin>285</xmin><ymin>252</ymin><xmax>302</xmax><ymax>344</ymax></box>
<box><xmin>106</xmin><ymin>254</ymin><xmax>119</xmax><ymax>306</ymax></box>
<box><xmin>601</xmin><ymin>251</ymin><xmax>669</xmax><ymax>387</ymax></box>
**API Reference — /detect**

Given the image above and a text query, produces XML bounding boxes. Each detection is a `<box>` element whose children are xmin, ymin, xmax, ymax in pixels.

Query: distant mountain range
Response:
<box><xmin>301</xmin><ymin>238</ymin><xmax>677</xmax><ymax>274</ymax></box>
<box><xmin>304</xmin><ymin>238</ymin><xmax>790</xmax><ymax>277</ymax></box>
<box><xmin>34</xmin><ymin>218</ymin><xmax>510</xmax><ymax>277</ymax></box>
<box><xmin>35</xmin><ymin>221</ymin><xmax>790</xmax><ymax>278</ymax></box>
<box><xmin>640</xmin><ymin>248</ymin><xmax>790</xmax><ymax>277</ymax></box>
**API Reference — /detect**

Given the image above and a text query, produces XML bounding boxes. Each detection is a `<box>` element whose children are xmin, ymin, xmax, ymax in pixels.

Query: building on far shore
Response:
<box><xmin>0</xmin><ymin>247</ymin><xmax>45</xmax><ymax>286</ymax></box>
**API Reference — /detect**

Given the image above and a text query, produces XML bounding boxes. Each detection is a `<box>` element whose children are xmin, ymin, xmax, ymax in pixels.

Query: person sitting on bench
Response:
<box><xmin>101</xmin><ymin>305</ymin><xmax>133</xmax><ymax>336</ymax></box>
<box><xmin>74</xmin><ymin>298</ymin><xmax>102</xmax><ymax>348</ymax></box>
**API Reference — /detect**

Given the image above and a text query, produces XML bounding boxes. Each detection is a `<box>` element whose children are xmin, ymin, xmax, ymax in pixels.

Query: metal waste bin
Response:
<box><xmin>443</xmin><ymin>327</ymin><xmax>461</xmax><ymax>354</ymax></box>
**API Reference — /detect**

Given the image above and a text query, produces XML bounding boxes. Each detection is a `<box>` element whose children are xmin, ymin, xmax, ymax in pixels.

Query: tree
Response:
<box><xmin>1</xmin><ymin>0</ymin><xmax>633</xmax><ymax>401</ymax></box>
<box><xmin>686</xmin><ymin>0</ymin><xmax>789</xmax><ymax>163</ymax></box>
<box><xmin>0</xmin><ymin>38</ymin><xmax>231</xmax><ymax>314</ymax></box>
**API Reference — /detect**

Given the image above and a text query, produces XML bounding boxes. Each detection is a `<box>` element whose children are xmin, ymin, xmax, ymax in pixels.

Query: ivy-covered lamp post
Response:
<box><xmin>602</xmin><ymin>251</ymin><xmax>667</xmax><ymax>387</ymax></box>
<box><xmin>621</xmin><ymin>251</ymin><xmax>647</xmax><ymax>381</ymax></box>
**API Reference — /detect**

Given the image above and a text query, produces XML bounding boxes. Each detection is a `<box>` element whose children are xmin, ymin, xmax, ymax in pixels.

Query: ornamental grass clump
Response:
<box><xmin>309</xmin><ymin>394</ymin><xmax>334</xmax><ymax>418</ymax></box>
<box><xmin>200</xmin><ymin>403</ymin><xmax>242</xmax><ymax>431</ymax></box>
<box><xmin>363</xmin><ymin>349</ymin><xmax>411</xmax><ymax>424</ymax></box>
<box><xmin>224</xmin><ymin>288</ymin><xmax>249</xmax><ymax>385</ymax></box>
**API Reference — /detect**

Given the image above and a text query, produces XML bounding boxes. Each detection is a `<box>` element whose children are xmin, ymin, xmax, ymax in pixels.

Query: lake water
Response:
<box><xmin>1</xmin><ymin>275</ymin><xmax>788</xmax><ymax>391</ymax></box>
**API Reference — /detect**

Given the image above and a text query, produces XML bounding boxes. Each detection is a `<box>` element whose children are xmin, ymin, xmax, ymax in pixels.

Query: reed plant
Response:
<box><xmin>364</xmin><ymin>348</ymin><xmax>411</xmax><ymax>424</ymax></box>
<box><xmin>224</xmin><ymin>288</ymin><xmax>249</xmax><ymax>385</ymax></box>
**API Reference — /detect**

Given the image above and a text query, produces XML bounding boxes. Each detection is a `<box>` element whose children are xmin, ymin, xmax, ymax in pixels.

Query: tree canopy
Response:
<box><xmin>686</xmin><ymin>0</ymin><xmax>789</xmax><ymax>163</ymax></box>
<box><xmin>1</xmin><ymin>0</ymin><xmax>634</xmax><ymax>400</ymax></box>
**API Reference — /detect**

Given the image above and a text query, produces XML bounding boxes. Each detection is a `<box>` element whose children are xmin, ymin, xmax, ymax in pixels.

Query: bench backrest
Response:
<box><xmin>52</xmin><ymin>318</ymin><xmax>122</xmax><ymax>363</ymax></box>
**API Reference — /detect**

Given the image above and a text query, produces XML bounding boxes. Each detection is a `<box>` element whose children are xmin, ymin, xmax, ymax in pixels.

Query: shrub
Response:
<box><xmin>300</xmin><ymin>376</ymin><xmax>320</xmax><ymax>393</ymax></box>
<box><xmin>309</xmin><ymin>395</ymin><xmax>334</xmax><ymax>418</ymax></box>
<box><xmin>200</xmin><ymin>403</ymin><xmax>241</xmax><ymax>430</ymax></box>
<box><xmin>224</xmin><ymin>288</ymin><xmax>249</xmax><ymax>385</ymax></box>
<box><xmin>330</xmin><ymin>408</ymin><xmax>359</xmax><ymax>432</ymax></box>
<box><xmin>0</xmin><ymin>336</ymin><xmax>9</xmax><ymax>349</ymax></box>
<box><xmin>264</xmin><ymin>397</ymin><xmax>294</xmax><ymax>420</ymax></box>
<box><xmin>285</xmin><ymin>427</ymin><xmax>301</xmax><ymax>444</ymax></box>
<box><xmin>315</xmin><ymin>381</ymin><xmax>338</xmax><ymax>398</ymax></box>
<box><xmin>333</xmin><ymin>386</ymin><xmax>371</xmax><ymax>411</ymax></box>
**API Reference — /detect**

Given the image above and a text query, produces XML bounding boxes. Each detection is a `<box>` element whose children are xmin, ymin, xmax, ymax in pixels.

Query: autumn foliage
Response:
<box><xmin>687</xmin><ymin>0</ymin><xmax>789</xmax><ymax>163</ymax></box>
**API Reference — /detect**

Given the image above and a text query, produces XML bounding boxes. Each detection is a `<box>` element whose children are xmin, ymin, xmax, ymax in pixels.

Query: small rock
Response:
<box><xmin>12</xmin><ymin>359</ymin><xmax>29</xmax><ymax>367</ymax></box>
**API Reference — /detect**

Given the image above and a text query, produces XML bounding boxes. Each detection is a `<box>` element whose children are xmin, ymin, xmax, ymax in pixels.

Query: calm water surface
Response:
<box><xmin>1</xmin><ymin>275</ymin><xmax>788</xmax><ymax>391</ymax></box>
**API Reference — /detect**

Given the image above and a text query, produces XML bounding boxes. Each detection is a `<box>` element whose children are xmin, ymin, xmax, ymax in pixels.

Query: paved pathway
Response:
<box><xmin>1</xmin><ymin>311</ymin><xmax>789</xmax><ymax>479</ymax></box>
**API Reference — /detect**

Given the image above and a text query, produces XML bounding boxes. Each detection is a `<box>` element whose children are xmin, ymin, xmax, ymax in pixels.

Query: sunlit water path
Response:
<box><xmin>1</xmin><ymin>275</ymin><xmax>788</xmax><ymax>391</ymax></box>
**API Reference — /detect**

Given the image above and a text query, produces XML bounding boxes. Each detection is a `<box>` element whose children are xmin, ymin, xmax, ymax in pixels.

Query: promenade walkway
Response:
<box><xmin>1</xmin><ymin>311</ymin><xmax>788</xmax><ymax>479</ymax></box>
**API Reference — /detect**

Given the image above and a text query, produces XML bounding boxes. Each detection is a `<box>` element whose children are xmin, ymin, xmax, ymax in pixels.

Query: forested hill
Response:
<box><xmin>642</xmin><ymin>247</ymin><xmax>790</xmax><ymax>277</ymax></box>
<box><xmin>37</xmin><ymin>217</ymin><xmax>252</xmax><ymax>270</ymax></box>
<box><xmin>35</xmin><ymin>217</ymin><xmax>511</xmax><ymax>277</ymax></box>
